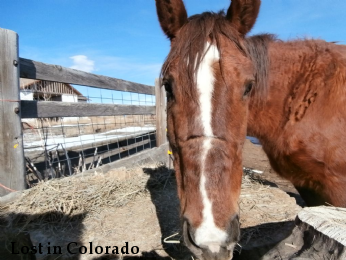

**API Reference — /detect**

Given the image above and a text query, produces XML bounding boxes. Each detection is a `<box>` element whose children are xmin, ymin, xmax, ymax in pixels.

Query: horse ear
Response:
<box><xmin>155</xmin><ymin>0</ymin><xmax>188</xmax><ymax>40</ymax></box>
<box><xmin>226</xmin><ymin>0</ymin><xmax>261</xmax><ymax>36</ymax></box>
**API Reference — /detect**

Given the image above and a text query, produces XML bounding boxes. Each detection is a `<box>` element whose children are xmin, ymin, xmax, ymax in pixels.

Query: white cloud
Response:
<box><xmin>66</xmin><ymin>53</ymin><xmax>161</xmax><ymax>85</ymax></box>
<box><xmin>94</xmin><ymin>55</ymin><xmax>162</xmax><ymax>85</ymax></box>
<box><xmin>70</xmin><ymin>55</ymin><xmax>95</xmax><ymax>73</ymax></box>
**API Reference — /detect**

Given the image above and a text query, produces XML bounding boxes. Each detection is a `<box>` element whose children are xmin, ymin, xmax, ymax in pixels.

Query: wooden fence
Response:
<box><xmin>0</xmin><ymin>28</ymin><xmax>167</xmax><ymax>196</ymax></box>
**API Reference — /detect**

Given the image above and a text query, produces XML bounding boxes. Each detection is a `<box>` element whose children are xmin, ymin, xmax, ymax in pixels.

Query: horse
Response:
<box><xmin>155</xmin><ymin>0</ymin><xmax>346</xmax><ymax>259</ymax></box>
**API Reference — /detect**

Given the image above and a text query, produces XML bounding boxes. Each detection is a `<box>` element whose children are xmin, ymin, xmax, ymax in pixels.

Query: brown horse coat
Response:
<box><xmin>155</xmin><ymin>0</ymin><xmax>346</xmax><ymax>259</ymax></box>
<box><xmin>248</xmin><ymin>39</ymin><xmax>346</xmax><ymax>206</ymax></box>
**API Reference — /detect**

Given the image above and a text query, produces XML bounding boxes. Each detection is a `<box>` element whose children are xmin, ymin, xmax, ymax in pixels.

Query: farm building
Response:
<box><xmin>20</xmin><ymin>78</ymin><xmax>87</xmax><ymax>102</ymax></box>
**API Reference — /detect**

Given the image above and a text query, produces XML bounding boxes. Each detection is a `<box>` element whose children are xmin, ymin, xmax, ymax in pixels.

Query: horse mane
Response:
<box><xmin>161</xmin><ymin>11</ymin><xmax>275</xmax><ymax>102</ymax></box>
<box><xmin>245</xmin><ymin>34</ymin><xmax>276</xmax><ymax>101</ymax></box>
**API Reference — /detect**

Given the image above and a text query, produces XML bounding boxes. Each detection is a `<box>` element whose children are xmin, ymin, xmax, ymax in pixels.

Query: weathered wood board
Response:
<box><xmin>238</xmin><ymin>206</ymin><xmax>346</xmax><ymax>260</ymax></box>
<box><xmin>19</xmin><ymin>58</ymin><xmax>155</xmax><ymax>95</ymax></box>
<box><xmin>21</xmin><ymin>100</ymin><xmax>155</xmax><ymax>118</ymax></box>
<box><xmin>155</xmin><ymin>78</ymin><xmax>167</xmax><ymax>147</ymax></box>
<box><xmin>0</xmin><ymin>28</ymin><xmax>25</xmax><ymax>196</ymax></box>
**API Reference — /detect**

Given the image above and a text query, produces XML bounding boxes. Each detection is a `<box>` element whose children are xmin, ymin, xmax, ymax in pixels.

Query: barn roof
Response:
<box><xmin>20</xmin><ymin>79</ymin><xmax>40</xmax><ymax>88</ymax></box>
<box><xmin>19</xmin><ymin>78</ymin><xmax>84</xmax><ymax>97</ymax></box>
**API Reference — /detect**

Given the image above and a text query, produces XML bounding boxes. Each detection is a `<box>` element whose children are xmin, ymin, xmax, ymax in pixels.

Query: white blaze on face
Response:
<box><xmin>194</xmin><ymin>43</ymin><xmax>227</xmax><ymax>253</ymax></box>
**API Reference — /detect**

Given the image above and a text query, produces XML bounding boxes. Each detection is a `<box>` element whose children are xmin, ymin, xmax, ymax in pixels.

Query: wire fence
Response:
<box><xmin>0</xmin><ymin>29</ymin><xmax>165</xmax><ymax>195</ymax></box>
<box><xmin>21</xmin><ymin>81</ymin><xmax>157</xmax><ymax>187</ymax></box>
<box><xmin>75</xmin><ymin>85</ymin><xmax>155</xmax><ymax>106</ymax></box>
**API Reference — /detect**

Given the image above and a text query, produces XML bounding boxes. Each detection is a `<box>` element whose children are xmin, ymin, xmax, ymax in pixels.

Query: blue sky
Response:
<box><xmin>1</xmin><ymin>0</ymin><xmax>346</xmax><ymax>88</ymax></box>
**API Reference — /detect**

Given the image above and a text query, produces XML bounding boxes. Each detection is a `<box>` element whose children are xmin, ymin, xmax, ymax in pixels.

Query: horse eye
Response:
<box><xmin>164</xmin><ymin>82</ymin><xmax>172</xmax><ymax>93</ymax></box>
<box><xmin>163</xmin><ymin>81</ymin><xmax>173</xmax><ymax>99</ymax></box>
<box><xmin>243</xmin><ymin>81</ymin><xmax>254</xmax><ymax>96</ymax></box>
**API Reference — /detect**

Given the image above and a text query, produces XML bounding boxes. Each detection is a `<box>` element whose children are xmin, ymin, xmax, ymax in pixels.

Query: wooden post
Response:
<box><xmin>155</xmin><ymin>78</ymin><xmax>167</xmax><ymax>147</ymax></box>
<box><xmin>0</xmin><ymin>28</ymin><xmax>25</xmax><ymax>196</ymax></box>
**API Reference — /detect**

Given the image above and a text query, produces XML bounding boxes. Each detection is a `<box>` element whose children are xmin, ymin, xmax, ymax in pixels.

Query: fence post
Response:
<box><xmin>155</xmin><ymin>78</ymin><xmax>167</xmax><ymax>147</ymax></box>
<box><xmin>0</xmin><ymin>28</ymin><xmax>25</xmax><ymax>196</ymax></box>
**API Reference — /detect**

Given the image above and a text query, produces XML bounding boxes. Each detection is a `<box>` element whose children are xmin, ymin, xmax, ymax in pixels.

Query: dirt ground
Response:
<box><xmin>242</xmin><ymin>140</ymin><xmax>305</xmax><ymax>207</ymax></box>
<box><xmin>0</xmin><ymin>141</ymin><xmax>303</xmax><ymax>260</ymax></box>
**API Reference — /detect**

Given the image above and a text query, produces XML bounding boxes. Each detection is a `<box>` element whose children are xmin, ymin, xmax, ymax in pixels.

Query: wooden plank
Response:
<box><xmin>297</xmin><ymin>207</ymin><xmax>346</xmax><ymax>246</ymax></box>
<box><xmin>19</xmin><ymin>58</ymin><xmax>155</xmax><ymax>95</ymax></box>
<box><xmin>24</xmin><ymin>130</ymin><xmax>156</xmax><ymax>163</ymax></box>
<box><xmin>21</xmin><ymin>101</ymin><xmax>155</xmax><ymax>118</ymax></box>
<box><xmin>81</xmin><ymin>143</ymin><xmax>169</xmax><ymax>175</ymax></box>
<box><xmin>257</xmin><ymin>206</ymin><xmax>346</xmax><ymax>259</ymax></box>
<box><xmin>82</xmin><ymin>139</ymin><xmax>150</xmax><ymax>165</ymax></box>
<box><xmin>0</xmin><ymin>28</ymin><xmax>26</xmax><ymax>196</ymax></box>
<box><xmin>155</xmin><ymin>78</ymin><xmax>167</xmax><ymax>146</ymax></box>
<box><xmin>70</xmin><ymin>131</ymin><xmax>155</xmax><ymax>153</ymax></box>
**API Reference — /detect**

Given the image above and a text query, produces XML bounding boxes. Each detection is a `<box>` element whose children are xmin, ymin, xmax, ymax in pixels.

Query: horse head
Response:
<box><xmin>155</xmin><ymin>0</ymin><xmax>262</xmax><ymax>259</ymax></box>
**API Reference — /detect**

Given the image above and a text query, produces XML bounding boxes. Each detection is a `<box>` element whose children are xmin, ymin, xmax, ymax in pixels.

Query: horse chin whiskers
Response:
<box><xmin>208</xmin><ymin>244</ymin><xmax>221</xmax><ymax>253</ymax></box>
<box><xmin>227</xmin><ymin>242</ymin><xmax>236</xmax><ymax>251</ymax></box>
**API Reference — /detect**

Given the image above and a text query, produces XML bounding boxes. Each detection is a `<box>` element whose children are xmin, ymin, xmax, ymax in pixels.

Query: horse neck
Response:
<box><xmin>247</xmin><ymin>39</ymin><xmax>339</xmax><ymax>145</ymax></box>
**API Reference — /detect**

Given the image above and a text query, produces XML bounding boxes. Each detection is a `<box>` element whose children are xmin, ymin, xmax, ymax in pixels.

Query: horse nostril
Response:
<box><xmin>229</xmin><ymin>214</ymin><xmax>240</xmax><ymax>242</ymax></box>
<box><xmin>183</xmin><ymin>220</ymin><xmax>203</xmax><ymax>256</ymax></box>
<box><xmin>183</xmin><ymin>216</ymin><xmax>240</xmax><ymax>259</ymax></box>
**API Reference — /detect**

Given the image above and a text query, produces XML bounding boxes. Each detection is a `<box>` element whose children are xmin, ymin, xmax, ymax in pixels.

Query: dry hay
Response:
<box><xmin>1</xmin><ymin>167</ymin><xmax>148</xmax><ymax>220</ymax></box>
<box><xmin>0</xmin><ymin>164</ymin><xmax>301</xmax><ymax>259</ymax></box>
<box><xmin>241</xmin><ymin>174</ymin><xmax>299</xmax><ymax>227</ymax></box>
<box><xmin>238</xmin><ymin>174</ymin><xmax>301</xmax><ymax>252</ymax></box>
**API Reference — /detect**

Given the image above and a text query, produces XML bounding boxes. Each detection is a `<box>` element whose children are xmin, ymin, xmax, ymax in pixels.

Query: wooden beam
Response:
<box><xmin>81</xmin><ymin>143</ymin><xmax>169</xmax><ymax>175</ymax></box>
<box><xmin>19</xmin><ymin>58</ymin><xmax>155</xmax><ymax>95</ymax></box>
<box><xmin>155</xmin><ymin>78</ymin><xmax>167</xmax><ymax>146</ymax></box>
<box><xmin>0</xmin><ymin>28</ymin><xmax>26</xmax><ymax>196</ymax></box>
<box><xmin>24</xmin><ymin>131</ymin><xmax>156</xmax><ymax>164</ymax></box>
<box><xmin>259</xmin><ymin>206</ymin><xmax>346</xmax><ymax>259</ymax></box>
<box><xmin>82</xmin><ymin>139</ymin><xmax>150</xmax><ymax>165</ymax></box>
<box><xmin>21</xmin><ymin>101</ymin><xmax>155</xmax><ymax>118</ymax></box>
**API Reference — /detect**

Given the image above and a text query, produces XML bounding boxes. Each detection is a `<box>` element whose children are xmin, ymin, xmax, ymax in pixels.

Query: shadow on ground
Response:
<box><xmin>1</xmin><ymin>165</ymin><xmax>303</xmax><ymax>260</ymax></box>
<box><xmin>93</xmin><ymin>251</ymin><xmax>172</xmax><ymax>259</ymax></box>
<box><xmin>143</xmin><ymin>166</ymin><xmax>193</xmax><ymax>260</ymax></box>
<box><xmin>0</xmin><ymin>211</ymin><xmax>86</xmax><ymax>260</ymax></box>
<box><xmin>142</xmin><ymin>166</ymin><xmax>298</xmax><ymax>260</ymax></box>
<box><xmin>233</xmin><ymin>221</ymin><xmax>296</xmax><ymax>259</ymax></box>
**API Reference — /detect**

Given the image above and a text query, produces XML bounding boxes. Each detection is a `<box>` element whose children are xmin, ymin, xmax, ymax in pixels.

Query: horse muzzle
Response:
<box><xmin>183</xmin><ymin>215</ymin><xmax>240</xmax><ymax>260</ymax></box>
